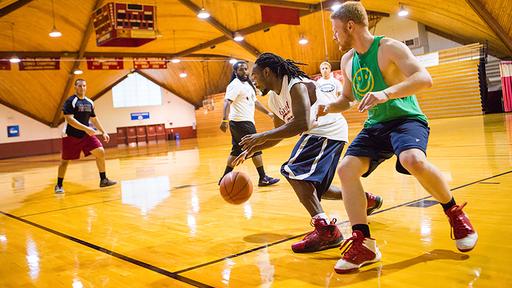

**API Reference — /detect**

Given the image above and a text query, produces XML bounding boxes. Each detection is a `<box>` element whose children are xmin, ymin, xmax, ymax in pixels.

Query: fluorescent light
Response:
<box><xmin>179</xmin><ymin>72</ymin><xmax>188</xmax><ymax>78</ymax></box>
<box><xmin>197</xmin><ymin>8</ymin><xmax>210</xmax><ymax>19</ymax></box>
<box><xmin>9</xmin><ymin>56</ymin><xmax>20</xmax><ymax>63</ymax></box>
<box><xmin>331</xmin><ymin>3</ymin><xmax>342</xmax><ymax>11</ymax></box>
<box><xmin>73</xmin><ymin>69</ymin><xmax>83</xmax><ymax>75</ymax></box>
<box><xmin>171</xmin><ymin>58</ymin><xmax>181</xmax><ymax>63</ymax></box>
<box><xmin>49</xmin><ymin>26</ymin><xmax>62</xmax><ymax>38</ymax></box>
<box><xmin>229</xmin><ymin>58</ymin><xmax>238</xmax><ymax>65</ymax></box>
<box><xmin>298</xmin><ymin>37</ymin><xmax>308</xmax><ymax>45</ymax></box>
<box><xmin>398</xmin><ymin>5</ymin><xmax>409</xmax><ymax>17</ymax></box>
<box><xmin>233</xmin><ymin>32</ymin><xmax>244</xmax><ymax>42</ymax></box>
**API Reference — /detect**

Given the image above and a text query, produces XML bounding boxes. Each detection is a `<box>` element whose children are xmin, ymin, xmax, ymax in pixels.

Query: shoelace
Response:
<box><xmin>447</xmin><ymin>202</ymin><xmax>469</xmax><ymax>240</ymax></box>
<box><xmin>339</xmin><ymin>232</ymin><xmax>365</xmax><ymax>260</ymax></box>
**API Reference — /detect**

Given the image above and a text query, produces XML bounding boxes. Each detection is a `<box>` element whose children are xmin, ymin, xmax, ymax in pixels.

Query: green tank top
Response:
<box><xmin>351</xmin><ymin>36</ymin><xmax>427</xmax><ymax>127</ymax></box>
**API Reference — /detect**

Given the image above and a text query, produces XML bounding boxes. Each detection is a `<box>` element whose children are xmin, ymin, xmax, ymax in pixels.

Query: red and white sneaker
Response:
<box><xmin>334</xmin><ymin>230</ymin><xmax>381</xmax><ymax>274</ymax></box>
<box><xmin>366</xmin><ymin>192</ymin><xmax>383</xmax><ymax>215</ymax></box>
<box><xmin>445</xmin><ymin>203</ymin><xmax>478</xmax><ymax>252</ymax></box>
<box><xmin>291</xmin><ymin>218</ymin><xmax>344</xmax><ymax>253</ymax></box>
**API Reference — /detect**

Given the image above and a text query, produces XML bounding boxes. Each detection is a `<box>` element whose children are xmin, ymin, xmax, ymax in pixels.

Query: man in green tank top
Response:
<box><xmin>317</xmin><ymin>1</ymin><xmax>478</xmax><ymax>274</ymax></box>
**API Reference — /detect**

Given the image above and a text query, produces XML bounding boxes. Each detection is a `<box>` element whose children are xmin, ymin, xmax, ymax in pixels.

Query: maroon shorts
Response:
<box><xmin>62</xmin><ymin>135</ymin><xmax>103</xmax><ymax>160</ymax></box>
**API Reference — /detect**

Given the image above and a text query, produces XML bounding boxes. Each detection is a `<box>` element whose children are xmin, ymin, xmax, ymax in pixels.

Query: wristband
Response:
<box><xmin>222</xmin><ymin>120</ymin><xmax>229</xmax><ymax>123</ymax></box>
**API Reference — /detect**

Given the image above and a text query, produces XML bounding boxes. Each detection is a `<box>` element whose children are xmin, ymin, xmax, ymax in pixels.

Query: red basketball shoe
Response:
<box><xmin>445</xmin><ymin>202</ymin><xmax>478</xmax><ymax>252</ymax></box>
<box><xmin>291</xmin><ymin>218</ymin><xmax>344</xmax><ymax>253</ymax></box>
<box><xmin>334</xmin><ymin>230</ymin><xmax>381</xmax><ymax>274</ymax></box>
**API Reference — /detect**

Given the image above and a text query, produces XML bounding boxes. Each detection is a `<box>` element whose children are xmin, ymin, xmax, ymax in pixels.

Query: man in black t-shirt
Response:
<box><xmin>55</xmin><ymin>79</ymin><xmax>116</xmax><ymax>193</ymax></box>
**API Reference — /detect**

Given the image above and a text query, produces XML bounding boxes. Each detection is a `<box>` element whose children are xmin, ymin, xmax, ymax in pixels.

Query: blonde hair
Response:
<box><xmin>320</xmin><ymin>62</ymin><xmax>331</xmax><ymax>69</ymax></box>
<box><xmin>330</xmin><ymin>1</ymin><xmax>368</xmax><ymax>27</ymax></box>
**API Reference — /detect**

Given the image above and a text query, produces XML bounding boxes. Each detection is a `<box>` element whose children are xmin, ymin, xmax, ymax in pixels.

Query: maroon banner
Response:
<box><xmin>0</xmin><ymin>60</ymin><xmax>11</xmax><ymax>70</ymax></box>
<box><xmin>19</xmin><ymin>58</ymin><xmax>60</xmax><ymax>70</ymax></box>
<box><xmin>261</xmin><ymin>5</ymin><xmax>300</xmax><ymax>25</ymax></box>
<box><xmin>133</xmin><ymin>58</ymin><xmax>167</xmax><ymax>69</ymax></box>
<box><xmin>87</xmin><ymin>58</ymin><xmax>124</xmax><ymax>70</ymax></box>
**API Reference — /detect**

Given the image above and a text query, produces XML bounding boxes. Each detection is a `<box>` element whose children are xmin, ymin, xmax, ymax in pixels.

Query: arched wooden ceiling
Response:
<box><xmin>0</xmin><ymin>0</ymin><xmax>511</xmax><ymax>127</ymax></box>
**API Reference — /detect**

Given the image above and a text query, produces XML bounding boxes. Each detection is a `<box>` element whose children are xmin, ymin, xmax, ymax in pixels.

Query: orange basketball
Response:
<box><xmin>220</xmin><ymin>171</ymin><xmax>253</xmax><ymax>205</ymax></box>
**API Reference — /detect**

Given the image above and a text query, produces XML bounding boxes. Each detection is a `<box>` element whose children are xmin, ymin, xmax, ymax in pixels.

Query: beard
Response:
<box><xmin>237</xmin><ymin>75</ymin><xmax>249</xmax><ymax>82</ymax></box>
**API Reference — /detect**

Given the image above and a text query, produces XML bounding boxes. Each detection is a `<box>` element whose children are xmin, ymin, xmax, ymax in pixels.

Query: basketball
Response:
<box><xmin>220</xmin><ymin>171</ymin><xmax>253</xmax><ymax>204</ymax></box>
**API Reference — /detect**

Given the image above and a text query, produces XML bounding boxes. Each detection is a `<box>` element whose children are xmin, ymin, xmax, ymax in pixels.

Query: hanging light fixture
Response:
<box><xmin>9</xmin><ymin>23</ymin><xmax>20</xmax><ymax>63</ymax></box>
<box><xmin>179</xmin><ymin>71</ymin><xmax>188</xmax><ymax>78</ymax></box>
<box><xmin>229</xmin><ymin>58</ymin><xmax>238</xmax><ymax>65</ymax></box>
<box><xmin>73</xmin><ymin>69</ymin><xmax>83</xmax><ymax>75</ymax></box>
<box><xmin>233</xmin><ymin>32</ymin><xmax>244</xmax><ymax>42</ymax></box>
<box><xmin>398</xmin><ymin>4</ymin><xmax>409</xmax><ymax>17</ymax></box>
<box><xmin>298</xmin><ymin>35</ymin><xmax>309</xmax><ymax>45</ymax></box>
<box><xmin>331</xmin><ymin>3</ymin><xmax>342</xmax><ymax>11</ymax></box>
<box><xmin>170</xmin><ymin>30</ymin><xmax>180</xmax><ymax>63</ymax></box>
<box><xmin>171</xmin><ymin>58</ymin><xmax>181</xmax><ymax>64</ymax></box>
<box><xmin>197</xmin><ymin>1</ymin><xmax>210</xmax><ymax>19</ymax></box>
<box><xmin>49</xmin><ymin>0</ymin><xmax>62</xmax><ymax>38</ymax></box>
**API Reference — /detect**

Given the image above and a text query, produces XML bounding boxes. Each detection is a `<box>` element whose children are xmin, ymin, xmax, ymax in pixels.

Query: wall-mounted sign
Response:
<box><xmin>19</xmin><ymin>58</ymin><xmax>60</xmax><ymax>70</ymax></box>
<box><xmin>87</xmin><ymin>58</ymin><xmax>124</xmax><ymax>70</ymax></box>
<box><xmin>7</xmin><ymin>125</ymin><xmax>19</xmax><ymax>137</ymax></box>
<box><xmin>130</xmin><ymin>112</ymin><xmax>150</xmax><ymax>120</ymax></box>
<box><xmin>133</xmin><ymin>58</ymin><xmax>167</xmax><ymax>69</ymax></box>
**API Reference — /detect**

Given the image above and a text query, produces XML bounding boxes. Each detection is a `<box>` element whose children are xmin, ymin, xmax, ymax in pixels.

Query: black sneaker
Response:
<box><xmin>258</xmin><ymin>175</ymin><xmax>280</xmax><ymax>187</ymax></box>
<box><xmin>54</xmin><ymin>185</ymin><xmax>64</xmax><ymax>194</ymax></box>
<box><xmin>100</xmin><ymin>178</ymin><xmax>117</xmax><ymax>187</ymax></box>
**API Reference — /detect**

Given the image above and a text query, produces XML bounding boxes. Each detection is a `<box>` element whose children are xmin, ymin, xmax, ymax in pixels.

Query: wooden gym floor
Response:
<box><xmin>1</xmin><ymin>113</ymin><xmax>511</xmax><ymax>287</ymax></box>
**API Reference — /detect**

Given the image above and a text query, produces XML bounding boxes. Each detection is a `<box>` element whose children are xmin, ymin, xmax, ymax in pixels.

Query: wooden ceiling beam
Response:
<box><xmin>0</xmin><ymin>51</ymin><xmax>231</xmax><ymax>60</ymax></box>
<box><xmin>465</xmin><ymin>0</ymin><xmax>512</xmax><ymax>54</ymax></box>
<box><xmin>174</xmin><ymin>0</ymin><xmax>388</xmax><ymax>57</ymax></box>
<box><xmin>0</xmin><ymin>0</ymin><xmax>33</xmax><ymax>18</ymax></box>
<box><xmin>177</xmin><ymin>0</ymin><xmax>260</xmax><ymax>57</ymax></box>
<box><xmin>50</xmin><ymin>0</ymin><xmax>101</xmax><ymax>127</ymax></box>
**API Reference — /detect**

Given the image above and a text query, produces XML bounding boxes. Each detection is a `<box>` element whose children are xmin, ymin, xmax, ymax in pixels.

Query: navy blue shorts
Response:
<box><xmin>229</xmin><ymin>121</ymin><xmax>262</xmax><ymax>157</ymax></box>
<box><xmin>281</xmin><ymin>134</ymin><xmax>345</xmax><ymax>199</ymax></box>
<box><xmin>345</xmin><ymin>118</ymin><xmax>430</xmax><ymax>177</ymax></box>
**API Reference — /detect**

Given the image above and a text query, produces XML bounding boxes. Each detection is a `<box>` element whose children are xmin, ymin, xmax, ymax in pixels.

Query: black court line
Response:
<box><xmin>2</xmin><ymin>169</ymin><xmax>511</xmax><ymax>286</ymax></box>
<box><xmin>479</xmin><ymin>182</ymin><xmax>500</xmax><ymax>184</ymax></box>
<box><xmin>173</xmin><ymin>169</ymin><xmax>512</xmax><ymax>274</ymax></box>
<box><xmin>0</xmin><ymin>211</ymin><xmax>213</xmax><ymax>288</ymax></box>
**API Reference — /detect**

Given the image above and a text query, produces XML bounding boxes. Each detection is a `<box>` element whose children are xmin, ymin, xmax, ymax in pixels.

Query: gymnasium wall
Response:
<box><xmin>0</xmin><ymin>86</ymin><xmax>197</xmax><ymax>159</ymax></box>
<box><xmin>93</xmin><ymin>88</ymin><xmax>196</xmax><ymax>133</ymax></box>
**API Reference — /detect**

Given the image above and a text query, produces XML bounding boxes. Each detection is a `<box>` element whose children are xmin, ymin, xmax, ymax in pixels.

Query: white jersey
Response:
<box><xmin>316</xmin><ymin>76</ymin><xmax>342</xmax><ymax>102</ymax></box>
<box><xmin>267</xmin><ymin>75</ymin><xmax>348</xmax><ymax>142</ymax></box>
<box><xmin>224</xmin><ymin>78</ymin><xmax>256</xmax><ymax>123</ymax></box>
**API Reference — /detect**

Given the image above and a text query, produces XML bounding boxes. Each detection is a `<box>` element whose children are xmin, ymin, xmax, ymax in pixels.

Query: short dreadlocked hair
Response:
<box><xmin>255</xmin><ymin>53</ymin><xmax>309</xmax><ymax>80</ymax></box>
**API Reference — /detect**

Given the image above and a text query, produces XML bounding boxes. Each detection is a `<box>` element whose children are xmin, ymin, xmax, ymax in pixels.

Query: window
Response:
<box><xmin>112</xmin><ymin>73</ymin><xmax>162</xmax><ymax>108</ymax></box>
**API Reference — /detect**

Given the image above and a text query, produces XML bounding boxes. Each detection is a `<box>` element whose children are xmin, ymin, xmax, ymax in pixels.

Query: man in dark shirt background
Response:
<box><xmin>55</xmin><ymin>78</ymin><xmax>116</xmax><ymax>193</ymax></box>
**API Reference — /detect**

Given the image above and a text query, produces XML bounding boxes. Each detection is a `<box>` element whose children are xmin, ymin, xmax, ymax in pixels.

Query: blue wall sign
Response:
<box><xmin>130</xmin><ymin>112</ymin><xmax>150</xmax><ymax>120</ymax></box>
<box><xmin>7</xmin><ymin>125</ymin><xmax>19</xmax><ymax>137</ymax></box>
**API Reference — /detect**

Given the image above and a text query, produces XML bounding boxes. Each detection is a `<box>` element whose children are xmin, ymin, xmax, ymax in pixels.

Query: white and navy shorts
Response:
<box><xmin>281</xmin><ymin>134</ymin><xmax>345</xmax><ymax>199</ymax></box>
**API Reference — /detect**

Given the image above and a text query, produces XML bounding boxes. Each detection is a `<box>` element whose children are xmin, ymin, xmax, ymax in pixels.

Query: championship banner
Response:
<box><xmin>87</xmin><ymin>57</ymin><xmax>124</xmax><ymax>70</ymax></box>
<box><xmin>0</xmin><ymin>60</ymin><xmax>11</xmax><ymax>70</ymax></box>
<box><xmin>133</xmin><ymin>58</ymin><xmax>167</xmax><ymax>69</ymax></box>
<box><xmin>19</xmin><ymin>58</ymin><xmax>60</xmax><ymax>70</ymax></box>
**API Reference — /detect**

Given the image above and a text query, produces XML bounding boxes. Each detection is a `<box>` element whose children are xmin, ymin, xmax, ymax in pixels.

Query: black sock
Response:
<box><xmin>256</xmin><ymin>166</ymin><xmax>266</xmax><ymax>179</ymax></box>
<box><xmin>57</xmin><ymin>177</ymin><xmax>63</xmax><ymax>187</ymax></box>
<box><xmin>219</xmin><ymin>166</ymin><xmax>234</xmax><ymax>184</ymax></box>
<box><xmin>100</xmin><ymin>172</ymin><xmax>106</xmax><ymax>180</ymax></box>
<box><xmin>352</xmin><ymin>224</ymin><xmax>371</xmax><ymax>238</ymax></box>
<box><xmin>441</xmin><ymin>197</ymin><xmax>456</xmax><ymax>211</ymax></box>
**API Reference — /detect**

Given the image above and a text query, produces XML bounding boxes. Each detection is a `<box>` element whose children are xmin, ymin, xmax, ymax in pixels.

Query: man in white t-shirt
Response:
<box><xmin>219</xmin><ymin>61</ymin><xmax>280</xmax><ymax>187</ymax></box>
<box><xmin>316</xmin><ymin>62</ymin><xmax>343</xmax><ymax>101</ymax></box>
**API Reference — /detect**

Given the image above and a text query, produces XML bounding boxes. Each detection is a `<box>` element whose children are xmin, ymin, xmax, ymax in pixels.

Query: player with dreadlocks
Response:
<box><xmin>219</xmin><ymin>60</ymin><xmax>280</xmax><ymax>187</ymax></box>
<box><xmin>233</xmin><ymin>52</ymin><xmax>383</xmax><ymax>253</ymax></box>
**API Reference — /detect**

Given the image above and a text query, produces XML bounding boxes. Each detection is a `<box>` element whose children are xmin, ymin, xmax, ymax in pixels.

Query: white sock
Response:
<box><xmin>312</xmin><ymin>213</ymin><xmax>329</xmax><ymax>222</ymax></box>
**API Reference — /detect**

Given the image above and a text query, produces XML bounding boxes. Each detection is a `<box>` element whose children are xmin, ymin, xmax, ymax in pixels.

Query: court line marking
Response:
<box><xmin>0</xmin><ymin>211</ymin><xmax>213</xmax><ymax>288</ymax></box>
<box><xmin>173</xmin><ymin>169</ymin><xmax>512</xmax><ymax>274</ymax></box>
<box><xmin>1</xmin><ymin>170</ymin><xmax>510</xmax><ymax>286</ymax></box>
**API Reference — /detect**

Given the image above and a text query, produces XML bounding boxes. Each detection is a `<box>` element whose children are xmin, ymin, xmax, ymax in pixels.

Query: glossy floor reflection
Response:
<box><xmin>1</xmin><ymin>114</ymin><xmax>512</xmax><ymax>287</ymax></box>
